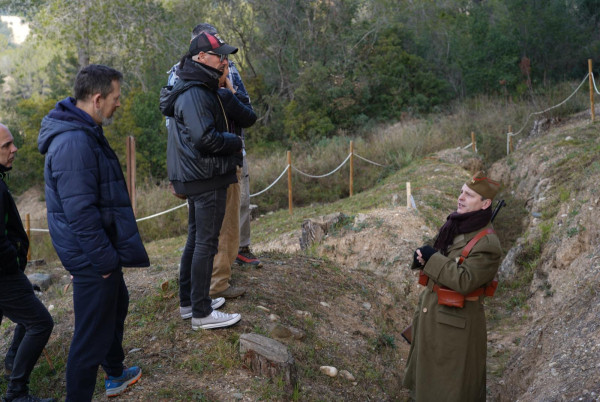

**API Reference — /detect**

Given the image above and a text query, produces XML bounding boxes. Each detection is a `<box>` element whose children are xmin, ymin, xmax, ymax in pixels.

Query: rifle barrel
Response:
<box><xmin>491</xmin><ymin>200</ymin><xmax>506</xmax><ymax>222</ymax></box>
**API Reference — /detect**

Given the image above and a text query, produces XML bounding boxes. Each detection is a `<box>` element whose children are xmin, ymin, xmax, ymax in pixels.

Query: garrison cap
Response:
<box><xmin>466</xmin><ymin>171</ymin><xmax>500</xmax><ymax>200</ymax></box>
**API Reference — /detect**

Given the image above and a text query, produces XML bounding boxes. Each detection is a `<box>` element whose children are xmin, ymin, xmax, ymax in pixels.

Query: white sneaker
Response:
<box><xmin>180</xmin><ymin>298</ymin><xmax>225</xmax><ymax>319</ymax></box>
<box><xmin>191</xmin><ymin>310</ymin><xmax>241</xmax><ymax>330</ymax></box>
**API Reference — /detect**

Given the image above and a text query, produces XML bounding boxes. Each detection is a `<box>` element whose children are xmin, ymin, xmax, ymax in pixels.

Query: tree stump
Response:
<box><xmin>299</xmin><ymin>212</ymin><xmax>346</xmax><ymax>250</ymax></box>
<box><xmin>239</xmin><ymin>333</ymin><xmax>297</xmax><ymax>394</ymax></box>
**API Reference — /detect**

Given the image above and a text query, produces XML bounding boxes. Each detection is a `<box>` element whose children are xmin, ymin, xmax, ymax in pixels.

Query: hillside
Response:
<box><xmin>3</xmin><ymin>111</ymin><xmax>600</xmax><ymax>400</ymax></box>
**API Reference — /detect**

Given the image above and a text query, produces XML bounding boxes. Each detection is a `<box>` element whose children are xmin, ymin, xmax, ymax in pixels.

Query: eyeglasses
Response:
<box><xmin>206</xmin><ymin>51</ymin><xmax>228</xmax><ymax>62</ymax></box>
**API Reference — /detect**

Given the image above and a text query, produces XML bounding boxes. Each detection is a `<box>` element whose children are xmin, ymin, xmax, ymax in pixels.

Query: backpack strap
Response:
<box><xmin>457</xmin><ymin>228</ymin><xmax>495</xmax><ymax>265</ymax></box>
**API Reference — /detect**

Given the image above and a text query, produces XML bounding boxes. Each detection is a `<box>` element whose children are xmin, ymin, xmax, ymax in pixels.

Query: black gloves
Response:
<box><xmin>412</xmin><ymin>245</ymin><xmax>437</xmax><ymax>269</ymax></box>
<box><xmin>412</xmin><ymin>250</ymin><xmax>422</xmax><ymax>269</ymax></box>
<box><xmin>418</xmin><ymin>245</ymin><xmax>437</xmax><ymax>263</ymax></box>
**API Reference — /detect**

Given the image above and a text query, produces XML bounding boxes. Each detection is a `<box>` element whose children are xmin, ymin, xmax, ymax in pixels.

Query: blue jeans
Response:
<box><xmin>0</xmin><ymin>271</ymin><xmax>54</xmax><ymax>400</ymax></box>
<box><xmin>66</xmin><ymin>268</ymin><xmax>128</xmax><ymax>402</ymax></box>
<box><xmin>179</xmin><ymin>188</ymin><xmax>227</xmax><ymax>318</ymax></box>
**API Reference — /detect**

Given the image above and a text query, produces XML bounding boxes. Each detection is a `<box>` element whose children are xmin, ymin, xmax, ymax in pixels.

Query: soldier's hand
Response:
<box><xmin>412</xmin><ymin>250</ymin><xmax>423</xmax><ymax>268</ymax></box>
<box><xmin>418</xmin><ymin>245</ymin><xmax>437</xmax><ymax>263</ymax></box>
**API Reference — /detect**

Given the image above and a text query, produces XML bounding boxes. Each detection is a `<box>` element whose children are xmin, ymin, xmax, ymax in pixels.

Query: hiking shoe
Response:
<box><xmin>7</xmin><ymin>395</ymin><xmax>56</xmax><ymax>402</ymax></box>
<box><xmin>105</xmin><ymin>366</ymin><xmax>142</xmax><ymax>397</ymax></box>
<box><xmin>191</xmin><ymin>310</ymin><xmax>241</xmax><ymax>330</ymax></box>
<box><xmin>210</xmin><ymin>286</ymin><xmax>246</xmax><ymax>299</ymax></box>
<box><xmin>180</xmin><ymin>298</ymin><xmax>225</xmax><ymax>319</ymax></box>
<box><xmin>236</xmin><ymin>247</ymin><xmax>263</xmax><ymax>268</ymax></box>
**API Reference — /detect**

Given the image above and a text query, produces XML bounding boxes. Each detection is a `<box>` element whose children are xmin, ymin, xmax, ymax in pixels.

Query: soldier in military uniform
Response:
<box><xmin>403</xmin><ymin>171</ymin><xmax>502</xmax><ymax>401</ymax></box>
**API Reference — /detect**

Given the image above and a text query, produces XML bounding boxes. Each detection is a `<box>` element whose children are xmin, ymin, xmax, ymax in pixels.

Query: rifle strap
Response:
<box><xmin>457</xmin><ymin>228</ymin><xmax>495</xmax><ymax>265</ymax></box>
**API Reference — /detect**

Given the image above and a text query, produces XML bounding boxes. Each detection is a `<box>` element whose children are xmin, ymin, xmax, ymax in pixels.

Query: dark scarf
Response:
<box><xmin>177</xmin><ymin>58</ymin><xmax>221</xmax><ymax>91</ymax></box>
<box><xmin>433</xmin><ymin>207</ymin><xmax>492</xmax><ymax>255</ymax></box>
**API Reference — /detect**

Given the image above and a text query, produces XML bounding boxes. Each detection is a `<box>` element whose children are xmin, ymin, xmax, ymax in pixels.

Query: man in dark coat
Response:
<box><xmin>403</xmin><ymin>171</ymin><xmax>502</xmax><ymax>401</ymax></box>
<box><xmin>160</xmin><ymin>32</ymin><xmax>243</xmax><ymax>330</ymax></box>
<box><xmin>38</xmin><ymin>65</ymin><xmax>149</xmax><ymax>401</ymax></box>
<box><xmin>167</xmin><ymin>23</ymin><xmax>258</xmax><ymax>301</ymax></box>
<box><xmin>0</xmin><ymin>123</ymin><xmax>55</xmax><ymax>402</ymax></box>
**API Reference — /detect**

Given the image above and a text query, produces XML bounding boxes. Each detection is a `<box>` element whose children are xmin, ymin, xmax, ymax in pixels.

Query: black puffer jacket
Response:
<box><xmin>160</xmin><ymin>60</ymin><xmax>243</xmax><ymax>195</ymax></box>
<box><xmin>0</xmin><ymin>166</ymin><xmax>28</xmax><ymax>275</ymax></box>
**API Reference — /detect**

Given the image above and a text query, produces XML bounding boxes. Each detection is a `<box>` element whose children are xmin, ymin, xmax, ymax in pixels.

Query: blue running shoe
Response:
<box><xmin>105</xmin><ymin>366</ymin><xmax>142</xmax><ymax>397</ymax></box>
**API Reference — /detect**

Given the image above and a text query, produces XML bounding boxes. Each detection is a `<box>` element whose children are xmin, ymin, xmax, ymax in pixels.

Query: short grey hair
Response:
<box><xmin>191</xmin><ymin>23</ymin><xmax>218</xmax><ymax>39</ymax></box>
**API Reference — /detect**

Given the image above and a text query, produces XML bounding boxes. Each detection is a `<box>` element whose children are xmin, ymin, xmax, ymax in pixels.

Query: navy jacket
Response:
<box><xmin>38</xmin><ymin>97</ymin><xmax>149</xmax><ymax>274</ymax></box>
<box><xmin>0</xmin><ymin>166</ymin><xmax>28</xmax><ymax>275</ymax></box>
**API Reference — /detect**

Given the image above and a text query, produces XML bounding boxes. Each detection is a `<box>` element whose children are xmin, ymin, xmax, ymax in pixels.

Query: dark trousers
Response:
<box><xmin>179</xmin><ymin>188</ymin><xmax>227</xmax><ymax>318</ymax></box>
<box><xmin>66</xmin><ymin>268</ymin><xmax>128</xmax><ymax>402</ymax></box>
<box><xmin>4</xmin><ymin>323</ymin><xmax>26</xmax><ymax>372</ymax></box>
<box><xmin>0</xmin><ymin>271</ymin><xmax>54</xmax><ymax>399</ymax></box>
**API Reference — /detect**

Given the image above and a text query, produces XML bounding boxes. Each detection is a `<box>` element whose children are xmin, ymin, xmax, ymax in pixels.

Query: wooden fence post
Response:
<box><xmin>287</xmin><ymin>151</ymin><xmax>293</xmax><ymax>215</ymax></box>
<box><xmin>26</xmin><ymin>213</ymin><xmax>31</xmax><ymax>261</ymax></box>
<box><xmin>349</xmin><ymin>141</ymin><xmax>354</xmax><ymax>197</ymax></box>
<box><xmin>589</xmin><ymin>59</ymin><xmax>595</xmax><ymax>122</ymax></box>
<box><xmin>126</xmin><ymin>136</ymin><xmax>137</xmax><ymax>216</ymax></box>
<box><xmin>471</xmin><ymin>132</ymin><xmax>476</xmax><ymax>153</ymax></box>
<box><xmin>406</xmin><ymin>182</ymin><xmax>411</xmax><ymax>209</ymax></box>
<box><xmin>508</xmin><ymin>125</ymin><xmax>513</xmax><ymax>154</ymax></box>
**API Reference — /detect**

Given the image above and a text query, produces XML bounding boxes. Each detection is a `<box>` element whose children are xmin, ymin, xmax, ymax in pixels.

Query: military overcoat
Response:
<box><xmin>403</xmin><ymin>222</ymin><xmax>502</xmax><ymax>401</ymax></box>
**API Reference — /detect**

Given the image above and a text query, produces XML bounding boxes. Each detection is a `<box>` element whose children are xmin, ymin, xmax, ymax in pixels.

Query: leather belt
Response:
<box><xmin>432</xmin><ymin>284</ymin><xmax>485</xmax><ymax>308</ymax></box>
<box><xmin>433</xmin><ymin>284</ymin><xmax>484</xmax><ymax>299</ymax></box>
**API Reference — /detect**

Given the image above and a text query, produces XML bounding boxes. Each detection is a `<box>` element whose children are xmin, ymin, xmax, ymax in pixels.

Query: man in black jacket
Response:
<box><xmin>160</xmin><ymin>33</ymin><xmax>243</xmax><ymax>330</ymax></box>
<box><xmin>0</xmin><ymin>123</ymin><xmax>54</xmax><ymax>402</ymax></box>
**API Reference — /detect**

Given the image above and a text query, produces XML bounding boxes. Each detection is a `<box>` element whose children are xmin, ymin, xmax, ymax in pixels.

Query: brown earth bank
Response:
<box><xmin>3</xmin><ymin>111</ymin><xmax>599</xmax><ymax>401</ymax></box>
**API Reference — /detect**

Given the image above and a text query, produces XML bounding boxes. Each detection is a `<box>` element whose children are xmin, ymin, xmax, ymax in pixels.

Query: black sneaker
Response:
<box><xmin>235</xmin><ymin>247</ymin><xmax>263</xmax><ymax>268</ymax></box>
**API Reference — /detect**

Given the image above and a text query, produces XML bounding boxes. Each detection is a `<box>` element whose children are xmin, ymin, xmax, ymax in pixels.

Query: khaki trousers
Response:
<box><xmin>239</xmin><ymin>155</ymin><xmax>251</xmax><ymax>248</ymax></box>
<box><xmin>210</xmin><ymin>168</ymin><xmax>241</xmax><ymax>295</ymax></box>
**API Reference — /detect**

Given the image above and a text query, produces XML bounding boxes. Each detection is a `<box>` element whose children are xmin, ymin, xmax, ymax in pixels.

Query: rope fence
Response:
<box><xmin>505</xmin><ymin>72</ymin><xmax>590</xmax><ymax>154</ymax></box>
<box><xmin>28</xmin><ymin>141</ymin><xmax>387</xmax><ymax>234</ymax></box>
<box><xmin>27</xmin><ymin>59</ymin><xmax>600</xmax><ymax>241</ymax></box>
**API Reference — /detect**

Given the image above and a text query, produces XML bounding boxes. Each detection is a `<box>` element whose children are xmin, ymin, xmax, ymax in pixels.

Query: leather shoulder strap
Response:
<box><xmin>458</xmin><ymin>228</ymin><xmax>495</xmax><ymax>265</ymax></box>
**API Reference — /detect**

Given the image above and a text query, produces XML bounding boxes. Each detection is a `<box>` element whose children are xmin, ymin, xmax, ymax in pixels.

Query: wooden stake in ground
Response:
<box><xmin>589</xmin><ymin>59</ymin><xmax>595</xmax><ymax>122</ymax></box>
<box><xmin>349</xmin><ymin>141</ymin><xmax>354</xmax><ymax>197</ymax></box>
<box><xmin>287</xmin><ymin>151</ymin><xmax>293</xmax><ymax>215</ymax></box>
<box><xmin>126</xmin><ymin>136</ymin><xmax>136</xmax><ymax>216</ymax></box>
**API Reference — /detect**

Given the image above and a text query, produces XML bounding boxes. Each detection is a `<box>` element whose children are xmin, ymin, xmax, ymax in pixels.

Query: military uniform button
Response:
<box><xmin>422</xmin><ymin>307</ymin><xmax>428</xmax><ymax>313</ymax></box>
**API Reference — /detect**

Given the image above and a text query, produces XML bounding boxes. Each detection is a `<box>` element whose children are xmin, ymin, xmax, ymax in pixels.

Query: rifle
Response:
<box><xmin>401</xmin><ymin>199</ymin><xmax>506</xmax><ymax>345</ymax></box>
<box><xmin>491</xmin><ymin>199</ymin><xmax>506</xmax><ymax>223</ymax></box>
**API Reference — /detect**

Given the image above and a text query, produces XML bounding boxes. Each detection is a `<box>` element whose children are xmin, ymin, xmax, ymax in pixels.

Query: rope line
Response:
<box><xmin>135</xmin><ymin>202</ymin><xmax>187</xmax><ymax>222</ymax></box>
<box><xmin>508</xmin><ymin>73</ymin><xmax>589</xmax><ymax>139</ymax></box>
<box><xmin>462</xmin><ymin>142</ymin><xmax>478</xmax><ymax>152</ymax></box>
<box><xmin>592</xmin><ymin>73</ymin><xmax>600</xmax><ymax>95</ymax></box>
<box><xmin>292</xmin><ymin>153</ymin><xmax>351</xmax><ymax>178</ymax></box>
<box><xmin>353</xmin><ymin>152</ymin><xmax>387</xmax><ymax>167</ymax></box>
<box><xmin>250</xmin><ymin>164</ymin><xmax>289</xmax><ymax>198</ymax></box>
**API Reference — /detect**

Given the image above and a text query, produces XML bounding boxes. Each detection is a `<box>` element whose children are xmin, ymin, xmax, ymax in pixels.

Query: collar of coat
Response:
<box><xmin>177</xmin><ymin>59</ymin><xmax>222</xmax><ymax>91</ymax></box>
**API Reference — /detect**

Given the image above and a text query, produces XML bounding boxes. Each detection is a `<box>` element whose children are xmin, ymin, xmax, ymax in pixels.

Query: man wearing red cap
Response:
<box><xmin>403</xmin><ymin>171</ymin><xmax>503</xmax><ymax>401</ymax></box>
<box><xmin>160</xmin><ymin>32</ymin><xmax>243</xmax><ymax>330</ymax></box>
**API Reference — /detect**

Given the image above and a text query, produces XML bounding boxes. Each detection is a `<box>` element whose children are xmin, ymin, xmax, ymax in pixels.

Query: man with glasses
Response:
<box><xmin>165</xmin><ymin>23</ymin><xmax>258</xmax><ymax>304</ymax></box>
<box><xmin>160</xmin><ymin>32</ymin><xmax>244</xmax><ymax>330</ymax></box>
